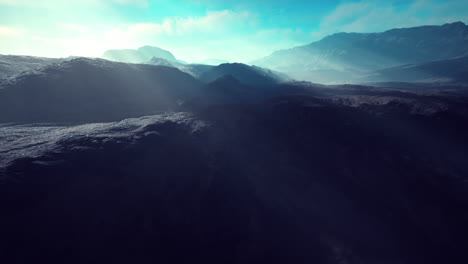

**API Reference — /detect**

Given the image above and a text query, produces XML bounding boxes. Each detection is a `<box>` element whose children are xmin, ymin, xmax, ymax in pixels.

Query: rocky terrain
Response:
<box><xmin>0</xmin><ymin>58</ymin><xmax>201</xmax><ymax>122</ymax></box>
<box><xmin>0</xmin><ymin>55</ymin><xmax>64</xmax><ymax>79</ymax></box>
<box><xmin>1</xmin><ymin>85</ymin><xmax>468</xmax><ymax>263</ymax></box>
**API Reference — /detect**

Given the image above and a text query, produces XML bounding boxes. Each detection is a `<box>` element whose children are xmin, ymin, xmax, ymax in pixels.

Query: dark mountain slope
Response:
<box><xmin>1</xmin><ymin>90</ymin><xmax>468</xmax><ymax>263</ymax></box>
<box><xmin>0</xmin><ymin>58</ymin><xmax>201</xmax><ymax>122</ymax></box>
<box><xmin>200</xmin><ymin>63</ymin><xmax>288</xmax><ymax>86</ymax></box>
<box><xmin>188</xmin><ymin>75</ymin><xmax>257</xmax><ymax>106</ymax></box>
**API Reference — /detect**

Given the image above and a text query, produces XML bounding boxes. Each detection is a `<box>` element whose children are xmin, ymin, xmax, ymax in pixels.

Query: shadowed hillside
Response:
<box><xmin>1</xmin><ymin>88</ymin><xmax>468</xmax><ymax>263</ymax></box>
<box><xmin>0</xmin><ymin>58</ymin><xmax>201</xmax><ymax>122</ymax></box>
<box><xmin>200</xmin><ymin>63</ymin><xmax>289</xmax><ymax>86</ymax></box>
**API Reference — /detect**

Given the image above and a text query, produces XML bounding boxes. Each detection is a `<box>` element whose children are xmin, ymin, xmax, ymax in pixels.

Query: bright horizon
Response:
<box><xmin>1</xmin><ymin>0</ymin><xmax>467</xmax><ymax>63</ymax></box>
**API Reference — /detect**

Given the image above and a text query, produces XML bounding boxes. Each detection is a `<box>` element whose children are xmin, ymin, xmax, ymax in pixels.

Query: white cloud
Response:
<box><xmin>113</xmin><ymin>0</ymin><xmax>149</xmax><ymax>7</ymax></box>
<box><xmin>101</xmin><ymin>10</ymin><xmax>306</xmax><ymax>63</ymax></box>
<box><xmin>0</xmin><ymin>0</ymin><xmax>17</xmax><ymax>4</ymax></box>
<box><xmin>1</xmin><ymin>10</ymin><xmax>260</xmax><ymax>60</ymax></box>
<box><xmin>0</xmin><ymin>26</ymin><xmax>25</xmax><ymax>36</ymax></box>
<box><xmin>61</xmin><ymin>24</ymin><xmax>90</xmax><ymax>34</ymax></box>
<box><xmin>107</xmin><ymin>10</ymin><xmax>253</xmax><ymax>38</ymax></box>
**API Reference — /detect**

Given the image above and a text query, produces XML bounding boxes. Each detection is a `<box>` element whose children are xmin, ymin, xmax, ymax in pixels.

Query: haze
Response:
<box><xmin>1</xmin><ymin>0</ymin><xmax>467</xmax><ymax>63</ymax></box>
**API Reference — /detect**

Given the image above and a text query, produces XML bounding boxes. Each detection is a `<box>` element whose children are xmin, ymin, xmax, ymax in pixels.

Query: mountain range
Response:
<box><xmin>254</xmin><ymin>22</ymin><xmax>468</xmax><ymax>84</ymax></box>
<box><xmin>0</xmin><ymin>57</ymin><xmax>290</xmax><ymax>122</ymax></box>
<box><xmin>2</xmin><ymin>21</ymin><xmax>468</xmax><ymax>264</ymax></box>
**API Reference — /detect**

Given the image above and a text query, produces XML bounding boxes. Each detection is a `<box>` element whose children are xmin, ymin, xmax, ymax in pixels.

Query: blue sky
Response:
<box><xmin>0</xmin><ymin>0</ymin><xmax>467</xmax><ymax>62</ymax></box>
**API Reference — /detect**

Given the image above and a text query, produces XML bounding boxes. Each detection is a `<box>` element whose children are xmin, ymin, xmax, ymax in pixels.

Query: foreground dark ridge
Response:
<box><xmin>1</xmin><ymin>90</ymin><xmax>468</xmax><ymax>263</ymax></box>
<box><xmin>0</xmin><ymin>58</ymin><xmax>201</xmax><ymax>122</ymax></box>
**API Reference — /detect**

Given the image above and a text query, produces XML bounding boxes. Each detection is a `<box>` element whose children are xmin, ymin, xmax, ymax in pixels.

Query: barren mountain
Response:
<box><xmin>200</xmin><ymin>63</ymin><xmax>289</xmax><ymax>86</ymax></box>
<box><xmin>1</xmin><ymin>86</ymin><xmax>468</xmax><ymax>263</ymax></box>
<box><xmin>0</xmin><ymin>58</ymin><xmax>201</xmax><ymax>122</ymax></box>
<box><xmin>254</xmin><ymin>22</ymin><xmax>468</xmax><ymax>83</ymax></box>
<box><xmin>0</xmin><ymin>55</ymin><xmax>64</xmax><ymax>79</ymax></box>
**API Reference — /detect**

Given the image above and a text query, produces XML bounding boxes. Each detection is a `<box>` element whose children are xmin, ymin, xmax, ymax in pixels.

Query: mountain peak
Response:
<box><xmin>443</xmin><ymin>21</ymin><xmax>466</xmax><ymax>27</ymax></box>
<box><xmin>148</xmin><ymin>57</ymin><xmax>179</xmax><ymax>67</ymax></box>
<box><xmin>103</xmin><ymin>46</ymin><xmax>177</xmax><ymax>64</ymax></box>
<box><xmin>200</xmin><ymin>63</ymin><xmax>283</xmax><ymax>86</ymax></box>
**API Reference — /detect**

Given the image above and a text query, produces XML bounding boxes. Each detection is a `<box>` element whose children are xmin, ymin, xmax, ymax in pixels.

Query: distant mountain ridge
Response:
<box><xmin>254</xmin><ymin>22</ymin><xmax>468</xmax><ymax>84</ymax></box>
<box><xmin>103</xmin><ymin>46</ymin><xmax>178</xmax><ymax>64</ymax></box>
<box><xmin>146</xmin><ymin>58</ymin><xmax>289</xmax><ymax>86</ymax></box>
<box><xmin>147</xmin><ymin>57</ymin><xmax>214</xmax><ymax>78</ymax></box>
<box><xmin>366</xmin><ymin>55</ymin><xmax>468</xmax><ymax>83</ymax></box>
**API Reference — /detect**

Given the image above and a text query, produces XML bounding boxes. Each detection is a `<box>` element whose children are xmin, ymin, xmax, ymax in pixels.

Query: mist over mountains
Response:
<box><xmin>103</xmin><ymin>46</ymin><xmax>179</xmax><ymax>64</ymax></box>
<box><xmin>1</xmin><ymin>21</ymin><xmax>468</xmax><ymax>264</ymax></box>
<box><xmin>96</xmin><ymin>22</ymin><xmax>468</xmax><ymax>85</ymax></box>
<box><xmin>254</xmin><ymin>22</ymin><xmax>468</xmax><ymax>84</ymax></box>
<box><xmin>366</xmin><ymin>55</ymin><xmax>468</xmax><ymax>83</ymax></box>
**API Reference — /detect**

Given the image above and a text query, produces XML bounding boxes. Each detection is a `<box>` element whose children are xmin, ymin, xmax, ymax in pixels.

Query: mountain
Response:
<box><xmin>0</xmin><ymin>58</ymin><xmax>201</xmax><ymax>122</ymax></box>
<box><xmin>199</xmin><ymin>63</ymin><xmax>289</xmax><ymax>86</ymax></box>
<box><xmin>0</xmin><ymin>55</ymin><xmax>64</xmax><ymax>78</ymax></box>
<box><xmin>366</xmin><ymin>55</ymin><xmax>468</xmax><ymax>83</ymax></box>
<box><xmin>254</xmin><ymin>22</ymin><xmax>468</xmax><ymax>84</ymax></box>
<box><xmin>1</xmin><ymin>85</ymin><xmax>468</xmax><ymax>263</ymax></box>
<box><xmin>102</xmin><ymin>46</ymin><xmax>178</xmax><ymax>64</ymax></box>
<box><xmin>147</xmin><ymin>57</ymin><xmax>179</xmax><ymax>67</ymax></box>
<box><xmin>189</xmin><ymin>75</ymin><xmax>255</xmax><ymax>106</ymax></box>
<box><xmin>147</xmin><ymin>57</ymin><xmax>214</xmax><ymax>78</ymax></box>
<box><xmin>146</xmin><ymin>60</ymin><xmax>289</xmax><ymax>85</ymax></box>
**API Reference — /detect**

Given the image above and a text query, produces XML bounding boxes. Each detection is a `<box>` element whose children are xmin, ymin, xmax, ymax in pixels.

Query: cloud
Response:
<box><xmin>113</xmin><ymin>0</ymin><xmax>149</xmax><ymax>7</ymax></box>
<box><xmin>311</xmin><ymin>0</ymin><xmax>468</xmax><ymax>40</ymax></box>
<box><xmin>1</xmin><ymin>9</ymin><xmax>265</xmax><ymax>60</ymax></box>
<box><xmin>107</xmin><ymin>10</ymin><xmax>253</xmax><ymax>37</ymax></box>
<box><xmin>102</xmin><ymin>10</ymin><xmax>306</xmax><ymax>62</ymax></box>
<box><xmin>0</xmin><ymin>26</ymin><xmax>25</xmax><ymax>36</ymax></box>
<box><xmin>61</xmin><ymin>24</ymin><xmax>90</xmax><ymax>34</ymax></box>
<box><xmin>0</xmin><ymin>0</ymin><xmax>17</xmax><ymax>4</ymax></box>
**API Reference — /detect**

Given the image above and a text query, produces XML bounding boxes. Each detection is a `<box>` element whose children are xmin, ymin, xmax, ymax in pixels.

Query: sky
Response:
<box><xmin>0</xmin><ymin>0</ymin><xmax>467</xmax><ymax>63</ymax></box>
